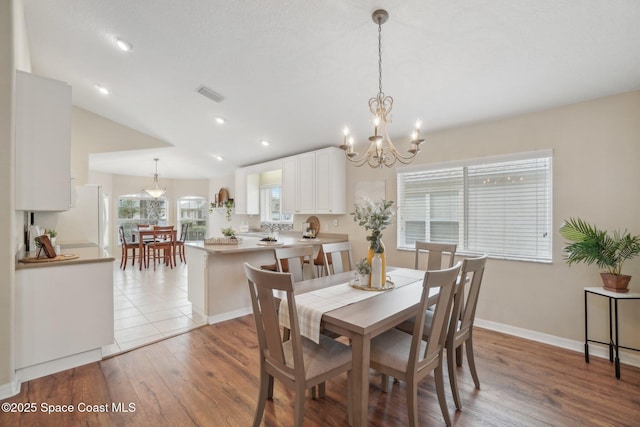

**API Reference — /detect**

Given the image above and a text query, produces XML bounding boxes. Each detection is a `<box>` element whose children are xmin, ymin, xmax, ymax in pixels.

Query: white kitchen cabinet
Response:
<box><xmin>315</xmin><ymin>147</ymin><xmax>347</xmax><ymax>214</ymax></box>
<box><xmin>283</xmin><ymin>148</ymin><xmax>346</xmax><ymax>214</ymax></box>
<box><xmin>234</xmin><ymin>166</ymin><xmax>260</xmax><ymax>215</ymax></box>
<box><xmin>16</xmin><ymin>260</ymin><xmax>114</xmax><ymax>380</ymax></box>
<box><xmin>282</xmin><ymin>152</ymin><xmax>315</xmax><ymax>214</ymax></box>
<box><xmin>15</xmin><ymin>71</ymin><xmax>72</xmax><ymax>211</ymax></box>
<box><xmin>234</xmin><ymin>168</ymin><xmax>247</xmax><ymax>214</ymax></box>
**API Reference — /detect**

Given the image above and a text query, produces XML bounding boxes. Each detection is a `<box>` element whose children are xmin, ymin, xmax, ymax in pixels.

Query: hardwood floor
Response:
<box><xmin>3</xmin><ymin>319</ymin><xmax>640</xmax><ymax>426</ymax></box>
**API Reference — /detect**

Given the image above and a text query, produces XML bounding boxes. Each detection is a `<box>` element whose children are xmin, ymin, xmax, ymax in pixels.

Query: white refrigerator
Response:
<box><xmin>55</xmin><ymin>185</ymin><xmax>109</xmax><ymax>249</ymax></box>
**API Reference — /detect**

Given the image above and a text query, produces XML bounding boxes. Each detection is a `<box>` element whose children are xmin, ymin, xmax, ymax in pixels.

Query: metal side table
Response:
<box><xmin>584</xmin><ymin>287</ymin><xmax>640</xmax><ymax>379</ymax></box>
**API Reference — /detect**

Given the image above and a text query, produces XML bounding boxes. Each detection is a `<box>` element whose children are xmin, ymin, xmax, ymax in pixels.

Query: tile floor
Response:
<box><xmin>102</xmin><ymin>260</ymin><xmax>207</xmax><ymax>357</ymax></box>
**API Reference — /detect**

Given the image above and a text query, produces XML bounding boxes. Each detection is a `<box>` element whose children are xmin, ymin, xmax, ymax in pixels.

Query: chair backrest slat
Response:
<box><xmin>414</xmin><ymin>241</ymin><xmax>457</xmax><ymax>270</ymax></box>
<box><xmin>452</xmin><ymin>255</ymin><xmax>488</xmax><ymax>340</ymax></box>
<box><xmin>408</xmin><ymin>262</ymin><xmax>461</xmax><ymax>374</ymax></box>
<box><xmin>321</xmin><ymin>242</ymin><xmax>353</xmax><ymax>275</ymax></box>
<box><xmin>274</xmin><ymin>246</ymin><xmax>315</xmax><ymax>282</ymax></box>
<box><xmin>244</xmin><ymin>263</ymin><xmax>303</xmax><ymax>379</ymax></box>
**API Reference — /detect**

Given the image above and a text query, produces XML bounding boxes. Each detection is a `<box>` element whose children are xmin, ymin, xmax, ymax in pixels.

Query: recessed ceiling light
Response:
<box><xmin>116</xmin><ymin>38</ymin><xmax>132</xmax><ymax>52</ymax></box>
<box><xmin>260</xmin><ymin>139</ymin><xmax>269</xmax><ymax>147</ymax></box>
<box><xmin>215</xmin><ymin>155</ymin><xmax>224</xmax><ymax>161</ymax></box>
<box><xmin>94</xmin><ymin>84</ymin><xmax>110</xmax><ymax>95</ymax></box>
<box><xmin>215</xmin><ymin>117</ymin><xmax>225</xmax><ymax>125</ymax></box>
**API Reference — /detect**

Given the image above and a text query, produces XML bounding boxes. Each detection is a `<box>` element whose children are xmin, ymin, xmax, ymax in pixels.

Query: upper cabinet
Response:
<box><xmin>282</xmin><ymin>147</ymin><xmax>346</xmax><ymax>215</ymax></box>
<box><xmin>315</xmin><ymin>147</ymin><xmax>346</xmax><ymax>214</ymax></box>
<box><xmin>15</xmin><ymin>71</ymin><xmax>72</xmax><ymax>211</ymax></box>
<box><xmin>282</xmin><ymin>152</ymin><xmax>315</xmax><ymax>214</ymax></box>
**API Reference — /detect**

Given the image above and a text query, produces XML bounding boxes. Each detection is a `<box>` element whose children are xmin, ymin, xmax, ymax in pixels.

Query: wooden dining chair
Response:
<box><xmin>274</xmin><ymin>245</ymin><xmax>316</xmax><ymax>282</ymax></box>
<box><xmin>370</xmin><ymin>262</ymin><xmax>462</xmax><ymax>427</ymax></box>
<box><xmin>146</xmin><ymin>226</ymin><xmax>175</xmax><ymax>270</ymax></box>
<box><xmin>414</xmin><ymin>241</ymin><xmax>457</xmax><ymax>270</ymax></box>
<box><xmin>174</xmin><ymin>223</ymin><xmax>189</xmax><ymax>264</ymax></box>
<box><xmin>442</xmin><ymin>254</ymin><xmax>488</xmax><ymax>410</ymax></box>
<box><xmin>118</xmin><ymin>226</ymin><xmax>138</xmax><ymax>270</ymax></box>
<box><xmin>243</xmin><ymin>262</ymin><xmax>352</xmax><ymax>427</ymax></box>
<box><xmin>321</xmin><ymin>242</ymin><xmax>353</xmax><ymax>275</ymax></box>
<box><xmin>395</xmin><ymin>255</ymin><xmax>488</xmax><ymax>412</ymax></box>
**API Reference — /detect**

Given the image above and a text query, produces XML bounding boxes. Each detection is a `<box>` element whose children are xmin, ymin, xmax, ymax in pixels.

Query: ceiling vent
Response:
<box><xmin>196</xmin><ymin>85</ymin><xmax>225</xmax><ymax>103</ymax></box>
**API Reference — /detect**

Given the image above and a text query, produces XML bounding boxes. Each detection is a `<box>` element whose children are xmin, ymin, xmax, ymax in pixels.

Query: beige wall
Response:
<box><xmin>343</xmin><ymin>91</ymin><xmax>640</xmax><ymax>348</ymax></box>
<box><xmin>224</xmin><ymin>91</ymin><xmax>640</xmax><ymax>354</ymax></box>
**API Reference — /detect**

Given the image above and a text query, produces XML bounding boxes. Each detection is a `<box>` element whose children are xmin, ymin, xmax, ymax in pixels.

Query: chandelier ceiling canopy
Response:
<box><xmin>340</xmin><ymin>9</ymin><xmax>424</xmax><ymax>168</ymax></box>
<box><xmin>144</xmin><ymin>158</ymin><xmax>166</xmax><ymax>198</ymax></box>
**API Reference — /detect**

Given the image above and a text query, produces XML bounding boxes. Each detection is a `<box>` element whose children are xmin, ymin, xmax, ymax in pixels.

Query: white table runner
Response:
<box><xmin>279</xmin><ymin>268</ymin><xmax>425</xmax><ymax>343</ymax></box>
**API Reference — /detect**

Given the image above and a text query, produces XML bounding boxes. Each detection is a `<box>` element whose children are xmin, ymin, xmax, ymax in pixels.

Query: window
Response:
<box><xmin>260</xmin><ymin>186</ymin><xmax>293</xmax><ymax>223</ymax></box>
<box><xmin>177</xmin><ymin>197</ymin><xmax>207</xmax><ymax>241</ymax></box>
<box><xmin>397</xmin><ymin>150</ymin><xmax>552</xmax><ymax>262</ymax></box>
<box><xmin>117</xmin><ymin>194</ymin><xmax>168</xmax><ymax>243</ymax></box>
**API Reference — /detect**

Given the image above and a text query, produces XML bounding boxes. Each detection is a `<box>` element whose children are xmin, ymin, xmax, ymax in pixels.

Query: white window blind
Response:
<box><xmin>397</xmin><ymin>151</ymin><xmax>552</xmax><ymax>262</ymax></box>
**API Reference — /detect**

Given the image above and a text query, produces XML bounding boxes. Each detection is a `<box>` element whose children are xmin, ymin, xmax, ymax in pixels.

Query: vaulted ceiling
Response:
<box><xmin>22</xmin><ymin>0</ymin><xmax>640</xmax><ymax>178</ymax></box>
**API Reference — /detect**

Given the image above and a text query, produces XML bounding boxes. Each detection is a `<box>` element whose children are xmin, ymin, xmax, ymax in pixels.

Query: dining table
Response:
<box><xmin>131</xmin><ymin>227</ymin><xmax>178</xmax><ymax>270</ymax></box>
<box><xmin>283</xmin><ymin>266</ymin><xmax>439</xmax><ymax>427</ymax></box>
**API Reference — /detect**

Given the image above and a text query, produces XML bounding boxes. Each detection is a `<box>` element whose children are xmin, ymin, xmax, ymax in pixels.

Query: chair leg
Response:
<box><xmin>466</xmin><ymin>336</ymin><xmax>481</xmax><ymax>390</ymax></box>
<box><xmin>294</xmin><ymin>384</ymin><xmax>306</xmax><ymax>427</ymax></box>
<box><xmin>318</xmin><ymin>382</ymin><xmax>326</xmax><ymax>398</ymax></box>
<box><xmin>381</xmin><ymin>373</ymin><xmax>390</xmax><ymax>392</ymax></box>
<box><xmin>267</xmin><ymin>375</ymin><xmax>274</xmax><ymax>399</ymax></box>
<box><xmin>448</xmin><ymin>346</ymin><xmax>462</xmax><ymax>410</ymax></box>
<box><xmin>252</xmin><ymin>370</ymin><xmax>269</xmax><ymax>427</ymax></box>
<box><xmin>131</xmin><ymin>248</ymin><xmax>136</xmax><ymax>267</ymax></box>
<box><xmin>120</xmin><ymin>251</ymin><xmax>125</xmax><ymax>269</ymax></box>
<box><xmin>456</xmin><ymin>344</ymin><xmax>463</xmax><ymax>366</ymax></box>
<box><xmin>434</xmin><ymin>363</ymin><xmax>452</xmax><ymax>426</ymax></box>
<box><xmin>405</xmin><ymin>377</ymin><xmax>419</xmax><ymax>427</ymax></box>
<box><xmin>347</xmin><ymin>371</ymin><xmax>353</xmax><ymax>426</ymax></box>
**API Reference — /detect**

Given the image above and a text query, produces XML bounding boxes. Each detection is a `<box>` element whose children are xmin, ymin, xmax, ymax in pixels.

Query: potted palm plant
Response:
<box><xmin>560</xmin><ymin>218</ymin><xmax>640</xmax><ymax>293</ymax></box>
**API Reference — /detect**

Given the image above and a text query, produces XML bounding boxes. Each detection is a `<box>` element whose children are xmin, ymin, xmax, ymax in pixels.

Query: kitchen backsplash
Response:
<box><xmin>260</xmin><ymin>222</ymin><xmax>294</xmax><ymax>232</ymax></box>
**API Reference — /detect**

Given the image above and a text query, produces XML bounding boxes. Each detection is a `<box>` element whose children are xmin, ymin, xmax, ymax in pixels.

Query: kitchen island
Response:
<box><xmin>185</xmin><ymin>233</ymin><xmax>348</xmax><ymax>323</ymax></box>
<box><xmin>15</xmin><ymin>245</ymin><xmax>115</xmax><ymax>382</ymax></box>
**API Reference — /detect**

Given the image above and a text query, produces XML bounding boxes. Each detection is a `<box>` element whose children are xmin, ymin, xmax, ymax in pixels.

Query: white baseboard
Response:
<box><xmin>15</xmin><ymin>348</ymin><xmax>103</xmax><ymax>383</ymax></box>
<box><xmin>0</xmin><ymin>378</ymin><xmax>21</xmax><ymax>400</ymax></box>
<box><xmin>207</xmin><ymin>307</ymin><xmax>253</xmax><ymax>325</ymax></box>
<box><xmin>475</xmin><ymin>318</ymin><xmax>640</xmax><ymax>368</ymax></box>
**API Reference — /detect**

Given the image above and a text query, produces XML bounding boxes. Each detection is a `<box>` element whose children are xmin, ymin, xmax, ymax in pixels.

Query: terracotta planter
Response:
<box><xmin>600</xmin><ymin>273</ymin><xmax>631</xmax><ymax>293</ymax></box>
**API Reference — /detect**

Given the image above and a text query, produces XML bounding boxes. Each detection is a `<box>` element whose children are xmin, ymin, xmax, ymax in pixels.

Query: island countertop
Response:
<box><xmin>186</xmin><ymin>233</ymin><xmax>348</xmax><ymax>254</ymax></box>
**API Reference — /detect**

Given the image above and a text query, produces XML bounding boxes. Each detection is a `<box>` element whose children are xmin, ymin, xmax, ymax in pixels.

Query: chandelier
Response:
<box><xmin>340</xmin><ymin>9</ymin><xmax>424</xmax><ymax>168</ymax></box>
<box><xmin>144</xmin><ymin>158</ymin><xmax>166</xmax><ymax>198</ymax></box>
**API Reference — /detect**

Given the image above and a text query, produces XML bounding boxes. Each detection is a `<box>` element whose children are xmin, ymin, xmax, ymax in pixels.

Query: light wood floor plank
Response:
<box><xmin>2</xmin><ymin>319</ymin><xmax>639</xmax><ymax>426</ymax></box>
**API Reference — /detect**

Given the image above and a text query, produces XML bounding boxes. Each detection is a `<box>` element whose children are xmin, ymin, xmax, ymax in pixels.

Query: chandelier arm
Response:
<box><xmin>381</xmin><ymin>126</ymin><xmax>420</xmax><ymax>161</ymax></box>
<box><xmin>342</xmin><ymin>141</ymin><xmax>380</xmax><ymax>167</ymax></box>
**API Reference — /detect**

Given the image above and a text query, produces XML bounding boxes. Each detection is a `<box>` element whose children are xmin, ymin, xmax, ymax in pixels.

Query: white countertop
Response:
<box><xmin>186</xmin><ymin>233</ymin><xmax>348</xmax><ymax>255</ymax></box>
<box><xmin>16</xmin><ymin>245</ymin><xmax>115</xmax><ymax>269</ymax></box>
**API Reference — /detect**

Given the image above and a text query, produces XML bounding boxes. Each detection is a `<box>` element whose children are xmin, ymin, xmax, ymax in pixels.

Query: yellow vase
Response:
<box><xmin>366</xmin><ymin>240</ymin><xmax>386</xmax><ymax>287</ymax></box>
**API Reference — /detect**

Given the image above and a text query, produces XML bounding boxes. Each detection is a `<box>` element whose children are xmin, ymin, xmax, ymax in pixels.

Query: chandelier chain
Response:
<box><xmin>378</xmin><ymin>19</ymin><xmax>383</xmax><ymax>96</ymax></box>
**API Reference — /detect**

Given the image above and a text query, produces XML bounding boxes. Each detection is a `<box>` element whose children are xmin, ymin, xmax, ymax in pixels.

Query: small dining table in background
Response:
<box><xmin>131</xmin><ymin>227</ymin><xmax>177</xmax><ymax>270</ymax></box>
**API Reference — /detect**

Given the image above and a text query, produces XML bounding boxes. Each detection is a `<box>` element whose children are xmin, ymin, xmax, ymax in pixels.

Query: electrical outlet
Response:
<box><xmin>333</xmin><ymin>219</ymin><xmax>339</xmax><ymax>227</ymax></box>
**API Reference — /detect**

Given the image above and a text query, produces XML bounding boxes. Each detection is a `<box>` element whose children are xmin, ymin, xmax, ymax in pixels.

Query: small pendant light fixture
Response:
<box><xmin>340</xmin><ymin>9</ymin><xmax>425</xmax><ymax>168</ymax></box>
<box><xmin>144</xmin><ymin>158</ymin><xmax>166</xmax><ymax>198</ymax></box>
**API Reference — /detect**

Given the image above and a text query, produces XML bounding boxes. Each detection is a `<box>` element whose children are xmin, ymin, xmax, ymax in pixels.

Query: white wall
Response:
<box><xmin>71</xmin><ymin>107</ymin><xmax>172</xmax><ymax>185</ymax></box>
<box><xmin>2</xmin><ymin>0</ymin><xmax>32</xmax><ymax>397</ymax></box>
